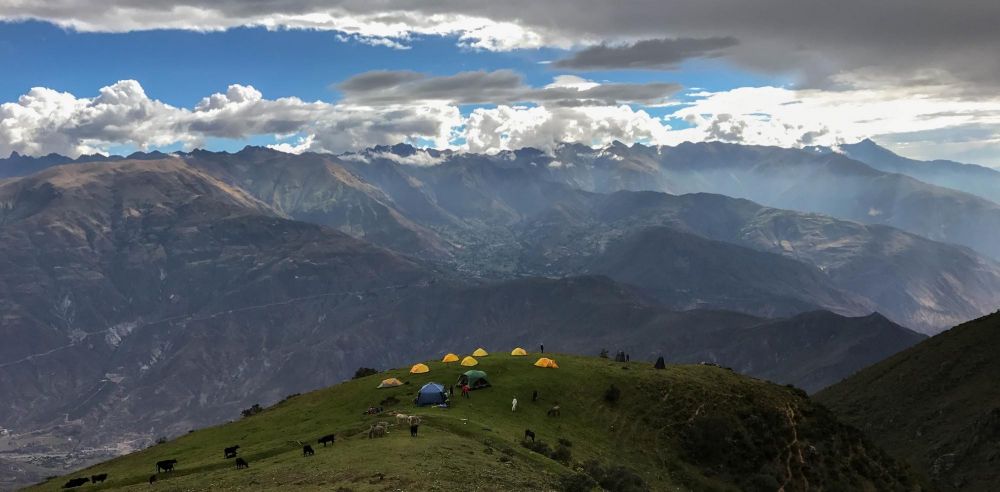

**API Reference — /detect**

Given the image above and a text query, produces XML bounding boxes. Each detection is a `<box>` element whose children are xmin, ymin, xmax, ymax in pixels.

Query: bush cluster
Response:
<box><xmin>240</xmin><ymin>403</ymin><xmax>263</xmax><ymax>418</ymax></box>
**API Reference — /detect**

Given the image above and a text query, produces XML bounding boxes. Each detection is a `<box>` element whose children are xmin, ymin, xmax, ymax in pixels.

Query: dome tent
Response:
<box><xmin>510</xmin><ymin>347</ymin><xmax>527</xmax><ymax>356</ymax></box>
<box><xmin>415</xmin><ymin>382</ymin><xmax>448</xmax><ymax>406</ymax></box>
<box><xmin>377</xmin><ymin>377</ymin><xmax>403</xmax><ymax>388</ymax></box>
<box><xmin>460</xmin><ymin>356</ymin><xmax>479</xmax><ymax>367</ymax></box>
<box><xmin>457</xmin><ymin>370</ymin><xmax>491</xmax><ymax>390</ymax></box>
<box><xmin>534</xmin><ymin>357</ymin><xmax>559</xmax><ymax>368</ymax></box>
<box><xmin>410</xmin><ymin>363</ymin><xmax>430</xmax><ymax>374</ymax></box>
<box><xmin>472</xmin><ymin>347</ymin><xmax>489</xmax><ymax>357</ymax></box>
<box><xmin>442</xmin><ymin>353</ymin><xmax>460</xmax><ymax>363</ymax></box>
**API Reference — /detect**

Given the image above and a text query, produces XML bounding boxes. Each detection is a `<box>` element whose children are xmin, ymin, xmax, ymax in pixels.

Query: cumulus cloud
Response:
<box><xmin>0</xmin><ymin>80</ymin><xmax>461</xmax><ymax>157</ymax></box>
<box><xmin>337</xmin><ymin>70</ymin><xmax>680</xmax><ymax>106</ymax></box>
<box><xmin>554</xmin><ymin>37</ymin><xmax>739</xmax><ymax>70</ymax></box>
<box><xmin>663</xmin><ymin>85</ymin><xmax>1000</xmax><ymax>162</ymax></box>
<box><xmin>3</xmin><ymin>77</ymin><xmax>999</xmax><ymax>164</ymax></box>
<box><xmin>464</xmin><ymin>104</ymin><xmax>673</xmax><ymax>154</ymax></box>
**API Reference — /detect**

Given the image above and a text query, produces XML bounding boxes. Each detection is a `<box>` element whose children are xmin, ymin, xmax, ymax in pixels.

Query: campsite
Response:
<box><xmin>27</xmin><ymin>352</ymin><xmax>920</xmax><ymax>491</ymax></box>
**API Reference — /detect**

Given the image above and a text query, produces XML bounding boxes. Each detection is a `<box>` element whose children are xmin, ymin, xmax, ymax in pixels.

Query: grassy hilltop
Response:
<box><xmin>30</xmin><ymin>353</ymin><xmax>922</xmax><ymax>491</ymax></box>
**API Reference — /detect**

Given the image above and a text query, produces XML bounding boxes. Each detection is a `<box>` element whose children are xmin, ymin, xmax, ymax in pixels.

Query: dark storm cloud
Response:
<box><xmin>337</xmin><ymin>70</ymin><xmax>681</xmax><ymax>105</ymax></box>
<box><xmin>2</xmin><ymin>0</ymin><xmax>1000</xmax><ymax>92</ymax></box>
<box><xmin>554</xmin><ymin>37</ymin><xmax>738</xmax><ymax>70</ymax></box>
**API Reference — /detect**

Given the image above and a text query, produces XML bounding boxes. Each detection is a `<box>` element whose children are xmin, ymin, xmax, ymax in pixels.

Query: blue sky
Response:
<box><xmin>0</xmin><ymin>22</ymin><xmax>779</xmax><ymax>108</ymax></box>
<box><xmin>0</xmin><ymin>2</ymin><xmax>997</xmax><ymax>165</ymax></box>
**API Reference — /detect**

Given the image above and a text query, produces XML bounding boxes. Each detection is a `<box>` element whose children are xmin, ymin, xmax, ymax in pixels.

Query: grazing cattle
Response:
<box><xmin>547</xmin><ymin>405</ymin><xmax>561</xmax><ymax>417</ymax></box>
<box><xmin>62</xmin><ymin>477</ymin><xmax>89</xmax><ymax>488</ymax></box>
<box><xmin>368</xmin><ymin>424</ymin><xmax>387</xmax><ymax>439</ymax></box>
<box><xmin>155</xmin><ymin>459</ymin><xmax>178</xmax><ymax>473</ymax></box>
<box><xmin>90</xmin><ymin>473</ymin><xmax>108</xmax><ymax>484</ymax></box>
<box><xmin>394</xmin><ymin>413</ymin><xmax>410</xmax><ymax>426</ymax></box>
<box><xmin>318</xmin><ymin>434</ymin><xmax>336</xmax><ymax>446</ymax></box>
<box><xmin>235</xmin><ymin>457</ymin><xmax>249</xmax><ymax>469</ymax></box>
<box><xmin>302</xmin><ymin>444</ymin><xmax>315</xmax><ymax>456</ymax></box>
<box><xmin>224</xmin><ymin>445</ymin><xmax>240</xmax><ymax>458</ymax></box>
<box><xmin>149</xmin><ymin>475</ymin><xmax>157</xmax><ymax>485</ymax></box>
<box><xmin>407</xmin><ymin>415</ymin><xmax>421</xmax><ymax>426</ymax></box>
<box><xmin>524</xmin><ymin>429</ymin><xmax>535</xmax><ymax>442</ymax></box>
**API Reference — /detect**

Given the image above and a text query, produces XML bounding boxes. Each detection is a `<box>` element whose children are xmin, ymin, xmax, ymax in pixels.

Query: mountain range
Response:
<box><xmin>1</xmin><ymin>139</ymin><xmax>997</xmax><ymax>487</ymax></box>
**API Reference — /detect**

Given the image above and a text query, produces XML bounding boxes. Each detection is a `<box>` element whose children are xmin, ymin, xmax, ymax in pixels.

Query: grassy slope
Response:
<box><xmin>817</xmin><ymin>311</ymin><xmax>1000</xmax><ymax>491</ymax></box>
<box><xmin>30</xmin><ymin>354</ymin><xmax>920</xmax><ymax>492</ymax></box>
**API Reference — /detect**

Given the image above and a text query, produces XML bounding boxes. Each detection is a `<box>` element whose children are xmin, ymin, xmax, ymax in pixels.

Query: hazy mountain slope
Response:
<box><xmin>181</xmin><ymin>147</ymin><xmax>454</xmax><ymax>259</ymax></box>
<box><xmin>511</xmin><ymin>190</ymin><xmax>1000</xmax><ymax>333</ymax></box>
<box><xmin>3</xmin><ymin>146</ymin><xmax>997</xmax><ymax>333</ymax></box>
<box><xmin>838</xmin><ymin>139</ymin><xmax>1000</xmax><ymax>204</ymax></box>
<box><xmin>541</xmin><ymin>141</ymin><xmax>1000</xmax><ymax>261</ymax></box>
<box><xmin>817</xmin><ymin>311</ymin><xmax>1000</xmax><ymax>491</ymax></box>
<box><xmin>554</xmin><ymin>225</ymin><xmax>873</xmax><ymax>319</ymax></box>
<box><xmin>0</xmin><ymin>159</ymin><xmax>926</xmax><ymax>486</ymax></box>
<box><xmin>28</xmin><ymin>355</ymin><xmax>925</xmax><ymax>492</ymax></box>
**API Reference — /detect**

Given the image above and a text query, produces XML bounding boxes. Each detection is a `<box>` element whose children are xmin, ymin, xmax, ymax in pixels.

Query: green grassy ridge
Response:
<box><xmin>816</xmin><ymin>311</ymin><xmax>1000</xmax><ymax>491</ymax></box>
<box><xmin>30</xmin><ymin>353</ymin><xmax>921</xmax><ymax>491</ymax></box>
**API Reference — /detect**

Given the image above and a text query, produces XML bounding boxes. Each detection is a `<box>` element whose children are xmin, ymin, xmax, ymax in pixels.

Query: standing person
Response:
<box><xmin>410</xmin><ymin>422</ymin><xmax>419</xmax><ymax>437</ymax></box>
<box><xmin>540</xmin><ymin>343</ymin><xmax>544</xmax><ymax>354</ymax></box>
<box><xmin>512</xmin><ymin>396</ymin><xmax>518</xmax><ymax>412</ymax></box>
<box><xmin>626</xmin><ymin>353</ymin><xmax>630</xmax><ymax>363</ymax></box>
<box><xmin>462</xmin><ymin>384</ymin><xmax>471</xmax><ymax>398</ymax></box>
<box><xmin>532</xmin><ymin>390</ymin><xmax>538</xmax><ymax>402</ymax></box>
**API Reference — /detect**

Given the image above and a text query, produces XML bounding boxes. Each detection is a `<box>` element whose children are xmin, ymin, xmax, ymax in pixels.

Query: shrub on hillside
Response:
<box><xmin>581</xmin><ymin>460</ymin><xmax>648</xmax><ymax>492</ymax></box>
<box><xmin>240</xmin><ymin>403</ymin><xmax>263</xmax><ymax>418</ymax></box>
<box><xmin>558</xmin><ymin>438</ymin><xmax>573</xmax><ymax>448</ymax></box>
<box><xmin>522</xmin><ymin>439</ymin><xmax>553</xmax><ymax>457</ymax></box>
<box><xmin>352</xmin><ymin>367</ymin><xmax>379</xmax><ymax>379</ymax></box>
<box><xmin>604</xmin><ymin>384</ymin><xmax>622</xmax><ymax>404</ymax></box>
<box><xmin>551</xmin><ymin>444</ymin><xmax>573</xmax><ymax>464</ymax></box>
<box><xmin>599</xmin><ymin>349</ymin><xmax>609</xmax><ymax>359</ymax></box>
<box><xmin>559</xmin><ymin>472</ymin><xmax>597</xmax><ymax>492</ymax></box>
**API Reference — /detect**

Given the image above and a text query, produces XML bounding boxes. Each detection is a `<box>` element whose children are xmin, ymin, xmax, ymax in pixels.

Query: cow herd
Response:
<box><xmin>60</xmin><ymin>473</ymin><xmax>108</xmax><ymax>489</ymax></box>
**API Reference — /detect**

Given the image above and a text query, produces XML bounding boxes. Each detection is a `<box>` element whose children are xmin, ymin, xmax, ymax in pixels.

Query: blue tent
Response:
<box><xmin>416</xmin><ymin>382</ymin><xmax>448</xmax><ymax>406</ymax></box>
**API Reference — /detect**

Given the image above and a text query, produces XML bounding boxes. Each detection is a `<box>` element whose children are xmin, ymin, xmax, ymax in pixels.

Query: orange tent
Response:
<box><xmin>410</xmin><ymin>363</ymin><xmax>430</xmax><ymax>374</ymax></box>
<box><xmin>534</xmin><ymin>357</ymin><xmax>559</xmax><ymax>368</ymax></box>
<box><xmin>460</xmin><ymin>356</ymin><xmax>479</xmax><ymax>367</ymax></box>
<box><xmin>441</xmin><ymin>353</ymin><xmax>459</xmax><ymax>363</ymax></box>
<box><xmin>510</xmin><ymin>347</ymin><xmax>527</xmax><ymax>356</ymax></box>
<box><xmin>472</xmin><ymin>348</ymin><xmax>489</xmax><ymax>357</ymax></box>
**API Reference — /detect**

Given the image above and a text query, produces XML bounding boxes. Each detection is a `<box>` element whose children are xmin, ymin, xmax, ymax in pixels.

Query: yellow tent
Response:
<box><xmin>442</xmin><ymin>353</ymin><xmax>460</xmax><ymax>363</ymax></box>
<box><xmin>510</xmin><ymin>347</ymin><xmax>527</xmax><ymax>356</ymax></box>
<box><xmin>410</xmin><ymin>363</ymin><xmax>430</xmax><ymax>374</ymax></box>
<box><xmin>534</xmin><ymin>357</ymin><xmax>559</xmax><ymax>368</ymax></box>
<box><xmin>377</xmin><ymin>377</ymin><xmax>403</xmax><ymax>388</ymax></box>
<box><xmin>472</xmin><ymin>347</ymin><xmax>489</xmax><ymax>357</ymax></box>
<box><xmin>460</xmin><ymin>356</ymin><xmax>479</xmax><ymax>367</ymax></box>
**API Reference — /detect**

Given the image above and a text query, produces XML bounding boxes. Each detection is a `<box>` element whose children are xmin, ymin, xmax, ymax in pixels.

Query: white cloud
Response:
<box><xmin>666</xmin><ymin>86</ymin><xmax>1000</xmax><ymax>159</ymax></box>
<box><xmin>0</xmin><ymin>80</ymin><xmax>461</xmax><ymax>157</ymax></box>
<box><xmin>3</xmin><ymin>78</ymin><xmax>999</xmax><ymax>164</ymax></box>
<box><xmin>464</xmin><ymin>104</ymin><xmax>673</xmax><ymax>154</ymax></box>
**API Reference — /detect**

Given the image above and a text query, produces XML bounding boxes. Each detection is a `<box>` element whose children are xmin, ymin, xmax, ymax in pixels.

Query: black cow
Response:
<box><xmin>524</xmin><ymin>429</ymin><xmax>535</xmax><ymax>442</ymax></box>
<box><xmin>90</xmin><ymin>473</ymin><xmax>108</xmax><ymax>484</ymax></box>
<box><xmin>318</xmin><ymin>434</ymin><xmax>336</xmax><ymax>446</ymax></box>
<box><xmin>149</xmin><ymin>475</ymin><xmax>157</xmax><ymax>485</ymax></box>
<box><xmin>224</xmin><ymin>445</ymin><xmax>240</xmax><ymax>458</ymax></box>
<box><xmin>62</xmin><ymin>477</ymin><xmax>89</xmax><ymax>488</ymax></box>
<box><xmin>302</xmin><ymin>444</ymin><xmax>315</xmax><ymax>456</ymax></box>
<box><xmin>235</xmin><ymin>457</ymin><xmax>249</xmax><ymax>469</ymax></box>
<box><xmin>155</xmin><ymin>459</ymin><xmax>178</xmax><ymax>473</ymax></box>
